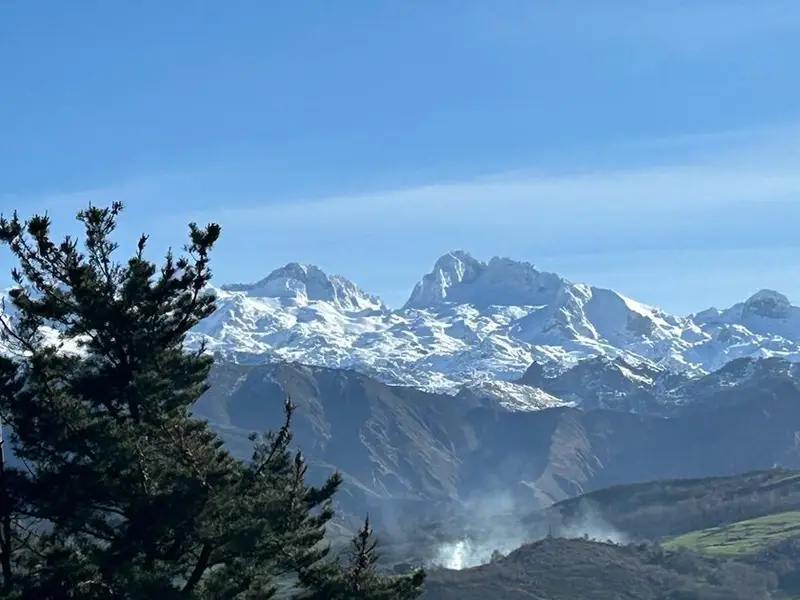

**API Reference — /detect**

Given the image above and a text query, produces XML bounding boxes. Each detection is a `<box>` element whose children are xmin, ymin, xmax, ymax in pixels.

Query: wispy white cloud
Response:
<box><xmin>190</xmin><ymin>121</ymin><xmax>800</xmax><ymax>312</ymax></box>
<box><xmin>6</xmin><ymin>121</ymin><xmax>800</xmax><ymax>313</ymax></box>
<box><xmin>206</xmin><ymin>164</ymin><xmax>800</xmax><ymax>246</ymax></box>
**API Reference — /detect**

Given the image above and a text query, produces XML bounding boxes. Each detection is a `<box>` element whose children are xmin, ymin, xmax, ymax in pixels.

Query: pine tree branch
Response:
<box><xmin>181</xmin><ymin>541</ymin><xmax>212</xmax><ymax>594</ymax></box>
<box><xmin>0</xmin><ymin>419</ymin><xmax>13</xmax><ymax>594</ymax></box>
<box><xmin>250</xmin><ymin>397</ymin><xmax>294</xmax><ymax>481</ymax></box>
<box><xmin>1</xmin><ymin>216</ymin><xmax>123</xmax><ymax>378</ymax></box>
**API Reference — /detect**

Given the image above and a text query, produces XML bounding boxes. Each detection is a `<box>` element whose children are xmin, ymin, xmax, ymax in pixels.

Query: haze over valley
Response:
<box><xmin>5</xmin><ymin>2</ymin><xmax>800</xmax><ymax>598</ymax></box>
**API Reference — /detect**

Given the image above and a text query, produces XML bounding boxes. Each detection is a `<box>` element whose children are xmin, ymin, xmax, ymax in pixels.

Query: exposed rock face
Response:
<box><xmin>184</xmin><ymin>251</ymin><xmax>800</xmax><ymax>402</ymax></box>
<box><xmin>196</xmin><ymin>359</ymin><xmax>800</xmax><ymax>528</ymax></box>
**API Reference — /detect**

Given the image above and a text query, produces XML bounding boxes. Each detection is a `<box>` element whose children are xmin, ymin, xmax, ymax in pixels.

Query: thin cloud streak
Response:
<box><xmin>206</xmin><ymin>167</ymin><xmax>800</xmax><ymax>236</ymax></box>
<box><xmin>6</xmin><ymin>122</ymin><xmax>800</xmax><ymax>315</ymax></box>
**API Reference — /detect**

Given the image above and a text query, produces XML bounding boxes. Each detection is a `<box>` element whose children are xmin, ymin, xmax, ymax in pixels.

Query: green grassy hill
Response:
<box><xmin>665</xmin><ymin>510</ymin><xmax>800</xmax><ymax>555</ymax></box>
<box><xmin>420</xmin><ymin>469</ymin><xmax>800</xmax><ymax>599</ymax></box>
<box><xmin>661</xmin><ymin>510</ymin><xmax>800</xmax><ymax>599</ymax></box>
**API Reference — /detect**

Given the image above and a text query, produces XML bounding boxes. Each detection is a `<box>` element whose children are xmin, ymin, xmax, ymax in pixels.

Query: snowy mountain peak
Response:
<box><xmin>183</xmin><ymin>250</ymin><xmax>800</xmax><ymax>401</ymax></box>
<box><xmin>743</xmin><ymin>289</ymin><xmax>792</xmax><ymax>319</ymax></box>
<box><xmin>693</xmin><ymin>289</ymin><xmax>800</xmax><ymax>347</ymax></box>
<box><xmin>220</xmin><ymin>262</ymin><xmax>384</xmax><ymax>312</ymax></box>
<box><xmin>403</xmin><ymin>251</ymin><xmax>565</xmax><ymax>309</ymax></box>
<box><xmin>403</xmin><ymin>251</ymin><xmax>484</xmax><ymax>309</ymax></box>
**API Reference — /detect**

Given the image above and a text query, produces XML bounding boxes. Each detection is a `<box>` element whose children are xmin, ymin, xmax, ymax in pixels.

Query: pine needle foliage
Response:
<box><xmin>0</xmin><ymin>203</ymin><xmax>425</xmax><ymax>600</ymax></box>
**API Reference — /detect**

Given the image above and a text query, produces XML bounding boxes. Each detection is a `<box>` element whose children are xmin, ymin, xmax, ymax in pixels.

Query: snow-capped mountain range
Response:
<box><xmin>186</xmin><ymin>250</ymin><xmax>800</xmax><ymax>407</ymax></box>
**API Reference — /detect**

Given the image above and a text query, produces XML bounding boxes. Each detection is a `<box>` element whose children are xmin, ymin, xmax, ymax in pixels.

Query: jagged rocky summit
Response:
<box><xmin>185</xmin><ymin>250</ymin><xmax>800</xmax><ymax>407</ymax></box>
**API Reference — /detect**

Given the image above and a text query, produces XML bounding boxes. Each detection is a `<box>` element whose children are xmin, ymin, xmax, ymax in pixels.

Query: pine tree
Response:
<box><xmin>0</xmin><ymin>203</ymin><xmax>425</xmax><ymax>599</ymax></box>
<box><xmin>298</xmin><ymin>516</ymin><xmax>425</xmax><ymax>600</ymax></box>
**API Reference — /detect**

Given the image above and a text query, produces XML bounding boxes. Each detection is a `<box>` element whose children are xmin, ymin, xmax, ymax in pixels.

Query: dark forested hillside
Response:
<box><xmin>536</xmin><ymin>469</ymin><xmax>800</xmax><ymax>541</ymax></box>
<box><xmin>421</xmin><ymin>470</ymin><xmax>800</xmax><ymax>599</ymax></box>
<box><xmin>423</xmin><ymin>537</ymin><xmax>777</xmax><ymax>600</ymax></box>
<box><xmin>195</xmin><ymin>361</ymin><xmax>800</xmax><ymax>530</ymax></box>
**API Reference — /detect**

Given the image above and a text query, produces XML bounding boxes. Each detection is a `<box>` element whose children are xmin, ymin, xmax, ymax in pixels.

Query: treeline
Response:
<box><xmin>547</xmin><ymin>470</ymin><xmax>800</xmax><ymax>540</ymax></box>
<box><xmin>423</xmin><ymin>537</ymin><xmax>783</xmax><ymax>600</ymax></box>
<box><xmin>0</xmin><ymin>204</ymin><xmax>426</xmax><ymax>599</ymax></box>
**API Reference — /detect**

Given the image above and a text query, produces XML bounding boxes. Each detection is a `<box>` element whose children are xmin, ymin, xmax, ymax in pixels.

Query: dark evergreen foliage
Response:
<box><xmin>0</xmin><ymin>203</ymin><xmax>425</xmax><ymax>599</ymax></box>
<box><xmin>297</xmin><ymin>516</ymin><xmax>425</xmax><ymax>599</ymax></box>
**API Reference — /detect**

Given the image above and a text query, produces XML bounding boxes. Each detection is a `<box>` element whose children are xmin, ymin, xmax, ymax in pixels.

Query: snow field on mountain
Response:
<box><xmin>185</xmin><ymin>252</ymin><xmax>800</xmax><ymax>408</ymax></box>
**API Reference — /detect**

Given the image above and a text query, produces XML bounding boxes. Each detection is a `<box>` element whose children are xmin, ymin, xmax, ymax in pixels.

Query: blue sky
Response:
<box><xmin>3</xmin><ymin>1</ymin><xmax>800</xmax><ymax>313</ymax></box>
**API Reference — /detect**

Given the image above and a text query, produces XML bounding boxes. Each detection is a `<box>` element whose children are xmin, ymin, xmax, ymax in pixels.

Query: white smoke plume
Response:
<box><xmin>426</xmin><ymin>493</ymin><xmax>629</xmax><ymax>571</ymax></box>
<box><xmin>425</xmin><ymin>491</ymin><xmax>530</xmax><ymax>570</ymax></box>
<box><xmin>558</xmin><ymin>498</ymin><xmax>629</xmax><ymax>545</ymax></box>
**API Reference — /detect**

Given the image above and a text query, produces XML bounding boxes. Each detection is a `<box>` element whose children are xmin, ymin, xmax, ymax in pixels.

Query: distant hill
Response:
<box><xmin>536</xmin><ymin>469</ymin><xmax>800</xmax><ymax>541</ymax></box>
<box><xmin>420</xmin><ymin>469</ymin><xmax>800</xmax><ymax>599</ymax></box>
<box><xmin>422</xmin><ymin>537</ymin><xmax>776</xmax><ymax>600</ymax></box>
<box><xmin>665</xmin><ymin>510</ymin><xmax>800</xmax><ymax>555</ymax></box>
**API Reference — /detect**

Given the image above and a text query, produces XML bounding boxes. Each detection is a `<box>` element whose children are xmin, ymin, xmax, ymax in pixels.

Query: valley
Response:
<box><xmin>7</xmin><ymin>8</ymin><xmax>797</xmax><ymax>597</ymax></box>
<box><xmin>195</xmin><ymin>359</ymin><xmax>800</xmax><ymax>529</ymax></box>
<box><xmin>6</xmin><ymin>247</ymin><xmax>800</xmax><ymax>597</ymax></box>
<box><xmin>180</xmin><ymin>252</ymin><xmax>800</xmax><ymax>597</ymax></box>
